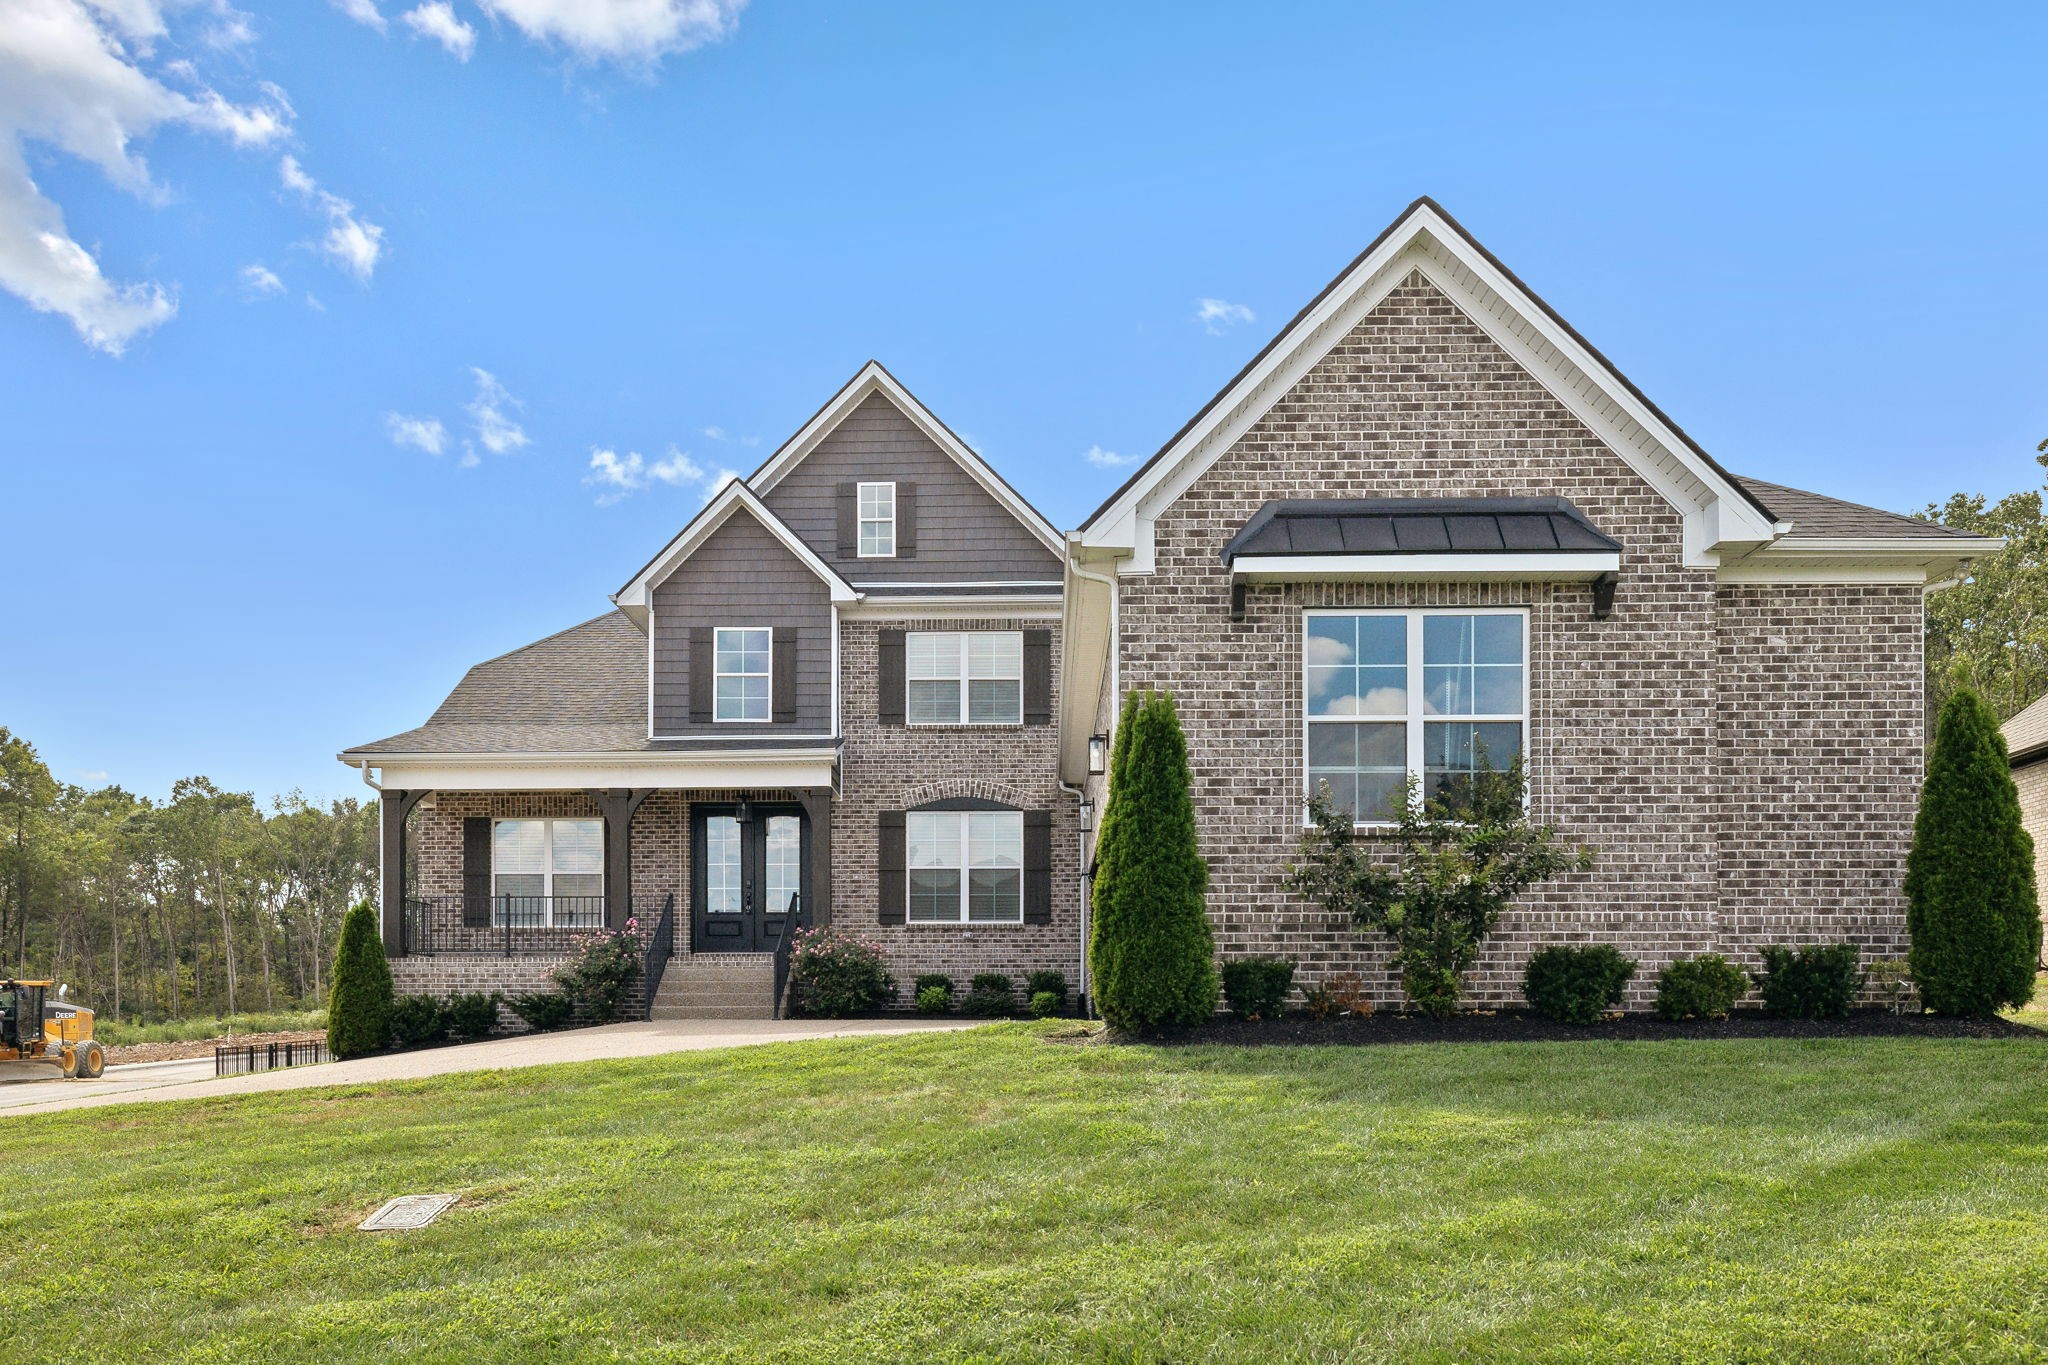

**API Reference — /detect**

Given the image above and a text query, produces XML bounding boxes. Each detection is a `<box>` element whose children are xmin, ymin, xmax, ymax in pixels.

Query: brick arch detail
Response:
<box><xmin>901</xmin><ymin>777</ymin><xmax>1033</xmax><ymax>810</ymax></box>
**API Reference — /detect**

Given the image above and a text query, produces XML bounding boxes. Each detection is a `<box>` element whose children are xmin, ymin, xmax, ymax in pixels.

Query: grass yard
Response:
<box><xmin>6</xmin><ymin>1025</ymin><xmax>2048</xmax><ymax>1363</ymax></box>
<box><xmin>95</xmin><ymin>1007</ymin><xmax>327</xmax><ymax>1047</ymax></box>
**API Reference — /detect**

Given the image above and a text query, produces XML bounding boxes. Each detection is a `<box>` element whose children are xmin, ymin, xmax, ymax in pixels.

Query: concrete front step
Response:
<box><xmin>650</xmin><ymin>953</ymin><xmax>778</xmax><ymax>1020</ymax></box>
<box><xmin>650</xmin><ymin>1004</ymin><xmax>773</xmax><ymax>1020</ymax></box>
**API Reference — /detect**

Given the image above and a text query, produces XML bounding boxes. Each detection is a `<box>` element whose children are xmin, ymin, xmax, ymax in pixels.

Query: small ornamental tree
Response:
<box><xmin>1907</xmin><ymin>682</ymin><xmax>2042</xmax><ymax>1014</ymax></box>
<box><xmin>1089</xmin><ymin>689</ymin><xmax>1219</xmax><ymax>1030</ymax></box>
<box><xmin>1290</xmin><ymin>759</ymin><xmax>1593</xmax><ymax>1017</ymax></box>
<box><xmin>327</xmin><ymin>900</ymin><xmax>394</xmax><ymax>1059</ymax></box>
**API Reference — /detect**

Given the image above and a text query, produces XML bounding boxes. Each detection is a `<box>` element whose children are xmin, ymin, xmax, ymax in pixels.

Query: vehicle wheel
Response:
<box><xmin>74</xmin><ymin>1042</ymin><xmax>105</xmax><ymax>1080</ymax></box>
<box><xmin>59</xmin><ymin>1047</ymin><xmax>78</xmax><ymax>1079</ymax></box>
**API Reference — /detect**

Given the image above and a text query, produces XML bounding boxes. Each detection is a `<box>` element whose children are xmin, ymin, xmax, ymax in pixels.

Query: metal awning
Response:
<box><xmin>1221</xmin><ymin>496</ymin><xmax>1623</xmax><ymax>582</ymax></box>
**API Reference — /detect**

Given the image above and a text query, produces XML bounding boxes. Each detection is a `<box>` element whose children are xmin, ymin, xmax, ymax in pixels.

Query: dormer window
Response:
<box><xmin>857</xmin><ymin>482</ymin><xmax>896</xmax><ymax>558</ymax></box>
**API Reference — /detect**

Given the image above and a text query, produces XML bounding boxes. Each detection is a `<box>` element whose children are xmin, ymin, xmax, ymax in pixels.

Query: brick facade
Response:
<box><xmin>2013</xmin><ymin>758</ymin><xmax>2048</xmax><ymax>936</ymax></box>
<box><xmin>1111</xmin><ymin>273</ymin><xmax>1923</xmax><ymax>1009</ymax></box>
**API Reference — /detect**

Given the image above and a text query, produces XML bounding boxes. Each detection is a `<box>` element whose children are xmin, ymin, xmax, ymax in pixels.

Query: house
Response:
<box><xmin>342</xmin><ymin>198</ymin><xmax>1998</xmax><ymax>1016</ymax></box>
<box><xmin>2002</xmin><ymin>695</ymin><xmax>2048</xmax><ymax>926</ymax></box>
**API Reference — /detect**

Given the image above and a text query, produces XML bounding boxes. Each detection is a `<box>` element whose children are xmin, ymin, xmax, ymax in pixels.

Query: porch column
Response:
<box><xmin>379</xmin><ymin>789</ymin><xmax>427</xmax><ymax>958</ymax></box>
<box><xmin>589</xmin><ymin>789</ymin><xmax>655</xmax><ymax>931</ymax></box>
<box><xmin>798</xmin><ymin>787</ymin><xmax>833</xmax><ymax>928</ymax></box>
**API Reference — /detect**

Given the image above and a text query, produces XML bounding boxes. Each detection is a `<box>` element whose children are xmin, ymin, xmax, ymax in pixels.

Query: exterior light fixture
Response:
<box><xmin>1088</xmin><ymin>734</ymin><xmax>1109</xmax><ymax>776</ymax></box>
<box><xmin>1078</xmin><ymin>798</ymin><xmax>1096</xmax><ymax>831</ymax></box>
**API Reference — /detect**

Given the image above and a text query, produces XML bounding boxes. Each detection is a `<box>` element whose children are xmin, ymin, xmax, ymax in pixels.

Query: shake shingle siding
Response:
<box><xmin>1113</xmin><ymin>271</ymin><xmax>1921</xmax><ymax>1008</ymax></box>
<box><xmin>650</xmin><ymin>511</ymin><xmax>832</xmax><ymax>736</ymax></box>
<box><xmin>760</xmin><ymin>392</ymin><xmax>1062</xmax><ymax>584</ymax></box>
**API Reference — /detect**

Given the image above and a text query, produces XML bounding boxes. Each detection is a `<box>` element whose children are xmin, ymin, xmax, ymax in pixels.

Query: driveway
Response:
<box><xmin>1</xmin><ymin>1017</ymin><xmax>980</xmax><ymax>1119</ymax></box>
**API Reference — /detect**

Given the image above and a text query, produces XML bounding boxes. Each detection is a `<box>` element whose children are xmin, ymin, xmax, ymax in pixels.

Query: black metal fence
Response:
<box><xmin>402</xmin><ymin>895</ymin><xmax>617</xmax><ymax>956</ymax></box>
<box><xmin>216</xmin><ymin>1039</ymin><xmax>328</xmax><ymax>1076</ymax></box>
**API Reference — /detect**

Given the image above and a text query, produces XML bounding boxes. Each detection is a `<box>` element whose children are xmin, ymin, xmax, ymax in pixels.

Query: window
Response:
<box><xmin>714</xmin><ymin>626</ymin><xmax>771</xmax><ymax>722</ymax></box>
<box><xmin>906</xmin><ymin>810</ymin><xmax>1023</xmax><ymax>923</ymax></box>
<box><xmin>858</xmin><ymin>481</ymin><xmax>896</xmax><ymax>557</ymax></box>
<box><xmin>492</xmin><ymin>818</ymin><xmax>603</xmax><ymax>927</ymax></box>
<box><xmin>906</xmin><ymin>631</ymin><xmax>1023</xmax><ymax>725</ymax></box>
<box><xmin>1305</xmin><ymin>609</ymin><xmax>1526</xmax><ymax>824</ymax></box>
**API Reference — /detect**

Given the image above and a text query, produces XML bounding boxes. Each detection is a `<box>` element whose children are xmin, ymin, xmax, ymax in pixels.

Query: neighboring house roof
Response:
<box><xmin>1220</xmin><ymin>497</ymin><xmax>1622</xmax><ymax>564</ymax></box>
<box><xmin>746</xmin><ymin>360</ymin><xmax>1064</xmax><ymax>559</ymax></box>
<box><xmin>1730</xmin><ymin>476</ymin><xmax>1978</xmax><ymax>542</ymax></box>
<box><xmin>2004</xmin><ymin>694</ymin><xmax>2048</xmax><ymax>767</ymax></box>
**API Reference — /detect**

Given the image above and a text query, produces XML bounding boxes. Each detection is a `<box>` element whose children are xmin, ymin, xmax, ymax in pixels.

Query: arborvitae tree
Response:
<box><xmin>1089</xmin><ymin>689</ymin><xmax>1218</xmax><ymax>1030</ymax></box>
<box><xmin>327</xmin><ymin>900</ymin><xmax>394</xmax><ymax>1057</ymax></box>
<box><xmin>1906</xmin><ymin>682</ymin><xmax>2041</xmax><ymax>1014</ymax></box>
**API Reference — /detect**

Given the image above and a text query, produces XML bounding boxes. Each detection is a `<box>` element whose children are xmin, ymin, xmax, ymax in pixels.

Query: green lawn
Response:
<box><xmin>96</xmin><ymin>1007</ymin><xmax>326</xmax><ymax>1046</ymax></box>
<box><xmin>7</xmin><ymin>1025</ymin><xmax>2048</xmax><ymax>1363</ymax></box>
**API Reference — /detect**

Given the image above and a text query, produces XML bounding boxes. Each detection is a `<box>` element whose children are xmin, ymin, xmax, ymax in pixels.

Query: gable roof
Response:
<box><xmin>745</xmin><ymin>360</ymin><xmax>1064</xmax><ymax>558</ymax></box>
<box><xmin>1731</xmin><ymin>476</ymin><xmax>1981</xmax><ymax>542</ymax></box>
<box><xmin>612</xmin><ymin>476</ymin><xmax>859</xmax><ymax>623</ymax></box>
<box><xmin>2004</xmin><ymin>693</ymin><xmax>2048</xmax><ymax>767</ymax></box>
<box><xmin>1077</xmin><ymin>196</ymin><xmax>1786</xmax><ymax>570</ymax></box>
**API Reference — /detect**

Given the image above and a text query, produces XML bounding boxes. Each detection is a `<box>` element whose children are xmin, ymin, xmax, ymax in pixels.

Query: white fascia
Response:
<box><xmin>1077</xmin><ymin>204</ymin><xmax>1780</xmax><ymax>574</ymax></box>
<box><xmin>747</xmin><ymin>361</ymin><xmax>1065</xmax><ymax>559</ymax></box>
<box><xmin>612</xmin><ymin>479</ymin><xmax>861</xmax><ymax>624</ymax></box>
<box><xmin>1229</xmin><ymin>551</ymin><xmax>1622</xmax><ymax>583</ymax></box>
<box><xmin>1716</xmin><ymin>533</ymin><xmax>2004</xmax><ymax>588</ymax></box>
<box><xmin>347</xmin><ymin>748</ymin><xmax>841</xmax><ymax>793</ymax></box>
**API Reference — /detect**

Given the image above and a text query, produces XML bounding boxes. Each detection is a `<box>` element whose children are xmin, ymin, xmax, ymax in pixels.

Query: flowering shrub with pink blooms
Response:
<box><xmin>788</xmin><ymin>926</ymin><xmax>896</xmax><ymax>1017</ymax></box>
<box><xmin>551</xmin><ymin>921</ymin><xmax>641</xmax><ymax>1021</ymax></box>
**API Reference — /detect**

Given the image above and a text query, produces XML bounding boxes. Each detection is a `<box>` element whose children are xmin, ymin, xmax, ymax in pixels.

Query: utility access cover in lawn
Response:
<box><xmin>358</xmin><ymin>1194</ymin><xmax>458</xmax><ymax>1231</ymax></box>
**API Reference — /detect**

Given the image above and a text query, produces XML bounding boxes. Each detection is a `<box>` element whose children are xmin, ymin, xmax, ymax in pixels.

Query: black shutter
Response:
<box><xmin>772</xmin><ymin>627</ymin><xmax>798</xmax><ymax>723</ymax></box>
<box><xmin>1022</xmin><ymin>629</ymin><xmax>1052</xmax><ymax>725</ymax></box>
<box><xmin>896</xmin><ymin>481</ymin><xmax>917</xmax><ymax>558</ymax></box>
<box><xmin>877</xmin><ymin>628</ymin><xmax>906</xmax><ymax>726</ymax></box>
<box><xmin>688</xmin><ymin>627</ymin><xmax>714</xmax><ymax>724</ymax></box>
<box><xmin>878</xmin><ymin>811</ymin><xmax>907</xmax><ymax>925</ymax></box>
<box><xmin>836</xmin><ymin>482</ymin><xmax>858</xmax><ymax>558</ymax></box>
<box><xmin>461</xmin><ymin>817</ymin><xmax>491</xmax><ymax>927</ymax></box>
<box><xmin>1023</xmin><ymin>810</ymin><xmax>1052</xmax><ymax>924</ymax></box>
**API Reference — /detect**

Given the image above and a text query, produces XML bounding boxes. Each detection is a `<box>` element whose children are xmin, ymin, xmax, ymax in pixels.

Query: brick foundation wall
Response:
<box><xmin>1112</xmin><ymin>271</ymin><xmax>1922</xmax><ymax>1010</ymax></box>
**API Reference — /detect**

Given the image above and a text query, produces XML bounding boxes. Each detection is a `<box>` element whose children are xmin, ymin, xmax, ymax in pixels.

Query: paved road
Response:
<box><xmin>0</xmin><ymin>1017</ymin><xmax>980</xmax><ymax>1119</ymax></box>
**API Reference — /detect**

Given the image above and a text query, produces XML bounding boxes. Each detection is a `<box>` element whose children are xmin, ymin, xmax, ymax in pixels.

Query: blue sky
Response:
<box><xmin>4</xmin><ymin>1</ymin><xmax>2045</xmax><ymax>806</ymax></box>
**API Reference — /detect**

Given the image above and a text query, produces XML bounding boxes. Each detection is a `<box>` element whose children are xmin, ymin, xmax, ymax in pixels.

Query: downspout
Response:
<box><xmin>1061</xmin><ymin>550</ymin><xmax>1121</xmax><ymax>1019</ymax></box>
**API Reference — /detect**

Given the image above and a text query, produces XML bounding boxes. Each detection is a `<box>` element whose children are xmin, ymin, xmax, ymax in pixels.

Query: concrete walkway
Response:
<box><xmin>0</xmin><ymin>1017</ymin><xmax>980</xmax><ymax>1119</ymax></box>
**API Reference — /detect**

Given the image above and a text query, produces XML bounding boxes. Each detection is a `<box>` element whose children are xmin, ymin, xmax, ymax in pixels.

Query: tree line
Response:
<box><xmin>0</xmin><ymin>726</ymin><xmax>376</xmax><ymax>1023</ymax></box>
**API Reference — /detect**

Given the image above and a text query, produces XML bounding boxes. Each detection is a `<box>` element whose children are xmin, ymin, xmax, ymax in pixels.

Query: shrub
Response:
<box><xmin>1758</xmin><ymin>943</ymin><xmax>1863</xmax><ymax>1020</ymax></box>
<box><xmin>1090</xmin><ymin>690</ymin><xmax>1220</xmax><ymax>1030</ymax></box>
<box><xmin>327</xmin><ymin>900</ymin><xmax>394</xmax><ymax>1060</ymax></box>
<box><xmin>914</xmin><ymin>973</ymin><xmax>954</xmax><ymax>1002</ymax></box>
<box><xmin>1302</xmin><ymin>982</ymin><xmax>1337</xmax><ymax>1018</ymax></box>
<box><xmin>1907</xmin><ymin>681</ymin><xmax>2042</xmax><ymax>1014</ymax></box>
<box><xmin>1654</xmin><ymin>955</ymin><xmax>1749</xmax><ymax>1021</ymax></box>
<box><xmin>1025</xmin><ymin>970</ymin><xmax>1069</xmax><ymax>1008</ymax></box>
<box><xmin>1291</xmin><ymin>759</ymin><xmax>1594</xmax><ymax>1016</ymax></box>
<box><xmin>915</xmin><ymin>984</ymin><xmax>952</xmax><ymax>1015</ymax></box>
<box><xmin>1326</xmin><ymin>972</ymin><xmax>1373</xmax><ymax>1018</ymax></box>
<box><xmin>551</xmin><ymin>927</ymin><xmax>641</xmax><ymax>1022</ymax></box>
<box><xmin>388</xmin><ymin>994</ymin><xmax>447</xmax><ymax>1048</ymax></box>
<box><xmin>1867</xmin><ymin>958</ymin><xmax>1916</xmax><ymax>1015</ymax></box>
<box><xmin>788</xmin><ymin>927</ymin><xmax>895</xmax><ymax>1017</ymax></box>
<box><xmin>1028</xmin><ymin>990</ymin><xmax>1063</xmax><ymax>1019</ymax></box>
<box><xmin>1522</xmin><ymin>945</ymin><xmax>1637</xmax><ymax>1025</ymax></box>
<box><xmin>1220</xmin><ymin>957</ymin><xmax>1296</xmax><ymax>1021</ymax></box>
<box><xmin>961</xmin><ymin>974</ymin><xmax>1016</xmax><ymax>1017</ymax></box>
<box><xmin>508</xmin><ymin>990</ymin><xmax>575</xmax><ymax>1031</ymax></box>
<box><xmin>443</xmin><ymin>991</ymin><xmax>501</xmax><ymax>1041</ymax></box>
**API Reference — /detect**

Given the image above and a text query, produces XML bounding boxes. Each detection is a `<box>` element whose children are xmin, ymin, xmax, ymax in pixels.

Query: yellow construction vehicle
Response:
<box><xmin>0</xmin><ymin>980</ymin><xmax>105</xmax><ymax>1080</ymax></box>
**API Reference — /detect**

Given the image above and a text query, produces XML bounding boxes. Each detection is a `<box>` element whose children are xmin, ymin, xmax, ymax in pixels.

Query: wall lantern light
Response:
<box><xmin>1088</xmin><ymin>734</ymin><xmax>1109</xmax><ymax>776</ymax></box>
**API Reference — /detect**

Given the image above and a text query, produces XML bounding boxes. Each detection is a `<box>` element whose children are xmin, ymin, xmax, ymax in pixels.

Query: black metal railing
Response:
<box><xmin>642</xmin><ymin>892</ymin><xmax>677</xmax><ymax>1020</ymax></box>
<box><xmin>402</xmin><ymin>895</ymin><xmax>641</xmax><ymax>957</ymax></box>
<box><xmin>771</xmin><ymin>892</ymin><xmax>804</xmax><ymax>1021</ymax></box>
<box><xmin>216</xmin><ymin>1039</ymin><xmax>328</xmax><ymax>1077</ymax></box>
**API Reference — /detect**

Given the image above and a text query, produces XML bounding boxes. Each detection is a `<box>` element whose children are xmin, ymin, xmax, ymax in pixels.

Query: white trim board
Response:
<box><xmin>352</xmin><ymin>749</ymin><xmax>841</xmax><ymax>792</ymax></box>
<box><xmin>1231</xmin><ymin>552</ymin><xmax>1621</xmax><ymax>583</ymax></box>
<box><xmin>745</xmin><ymin>361</ymin><xmax>1065</xmax><ymax>559</ymax></box>
<box><xmin>613</xmin><ymin>479</ymin><xmax>860</xmax><ymax>622</ymax></box>
<box><xmin>1077</xmin><ymin>200</ymin><xmax>1784</xmax><ymax>573</ymax></box>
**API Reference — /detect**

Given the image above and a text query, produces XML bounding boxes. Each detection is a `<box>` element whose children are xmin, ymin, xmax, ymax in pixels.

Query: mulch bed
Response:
<box><xmin>1096</xmin><ymin>1010</ymin><xmax>2044</xmax><ymax>1048</ymax></box>
<box><xmin>104</xmin><ymin>1030</ymin><xmax>326</xmax><ymax>1066</ymax></box>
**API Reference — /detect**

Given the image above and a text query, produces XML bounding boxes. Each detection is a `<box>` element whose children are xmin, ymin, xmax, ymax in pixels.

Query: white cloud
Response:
<box><xmin>701</xmin><ymin>425</ymin><xmax>724</xmax><ymax>440</ymax></box>
<box><xmin>386</xmin><ymin>412</ymin><xmax>447</xmax><ymax>454</ymax></box>
<box><xmin>475</xmin><ymin>0</ymin><xmax>747</xmax><ymax>66</ymax></box>
<box><xmin>465</xmin><ymin>366</ymin><xmax>528</xmax><ymax>454</ymax></box>
<box><xmin>706</xmin><ymin>467</ymin><xmax>741</xmax><ymax>497</ymax></box>
<box><xmin>332</xmin><ymin>0</ymin><xmax>388</xmax><ymax>32</ymax></box>
<box><xmin>239</xmin><ymin>262</ymin><xmax>283</xmax><ymax>295</ymax></box>
<box><xmin>402</xmin><ymin>1</ymin><xmax>476</xmax><ymax>59</ymax></box>
<box><xmin>1195</xmin><ymin>297</ymin><xmax>1255</xmax><ymax>335</ymax></box>
<box><xmin>585</xmin><ymin>444</ymin><xmax>705</xmax><ymax>505</ymax></box>
<box><xmin>279</xmin><ymin>154</ymin><xmax>384</xmax><ymax>282</ymax></box>
<box><xmin>74</xmin><ymin>768</ymin><xmax>110</xmax><ymax>783</ymax></box>
<box><xmin>1083</xmin><ymin>444</ymin><xmax>1140</xmax><ymax>468</ymax></box>
<box><xmin>0</xmin><ymin>0</ymin><xmax>293</xmax><ymax>353</ymax></box>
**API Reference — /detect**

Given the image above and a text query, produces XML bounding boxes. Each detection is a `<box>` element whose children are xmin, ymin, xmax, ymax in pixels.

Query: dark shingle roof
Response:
<box><xmin>1221</xmin><ymin>497</ymin><xmax>1621</xmax><ymax>565</ymax></box>
<box><xmin>2004</xmin><ymin>694</ymin><xmax>2048</xmax><ymax>766</ymax></box>
<box><xmin>1732</xmin><ymin>476</ymin><xmax>1976</xmax><ymax>541</ymax></box>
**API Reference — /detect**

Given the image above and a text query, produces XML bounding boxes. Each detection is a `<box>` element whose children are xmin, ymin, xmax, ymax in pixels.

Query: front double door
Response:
<box><xmin>691</xmin><ymin>804</ymin><xmax>807</xmax><ymax>953</ymax></box>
